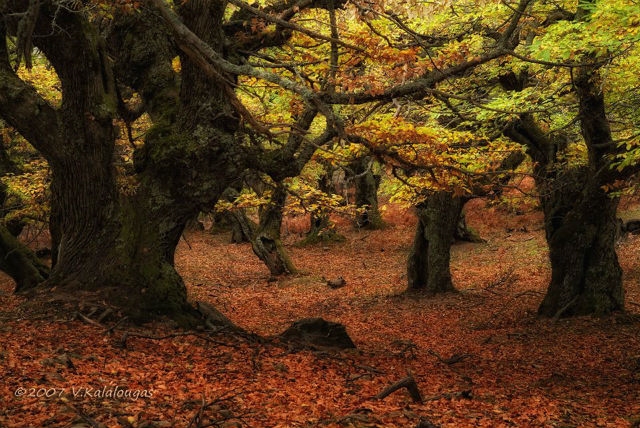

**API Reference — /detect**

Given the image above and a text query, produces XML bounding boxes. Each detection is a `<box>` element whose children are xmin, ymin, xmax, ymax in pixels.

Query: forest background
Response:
<box><xmin>1</xmin><ymin>0</ymin><xmax>640</xmax><ymax>426</ymax></box>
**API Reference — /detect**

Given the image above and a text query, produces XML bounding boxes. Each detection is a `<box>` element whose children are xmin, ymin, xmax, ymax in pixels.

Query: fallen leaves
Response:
<box><xmin>1</xmin><ymin>201</ymin><xmax>640</xmax><ymax>426</ymax></box>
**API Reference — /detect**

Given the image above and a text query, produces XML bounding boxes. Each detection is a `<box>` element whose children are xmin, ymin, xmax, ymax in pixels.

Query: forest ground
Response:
<box><xmin>1</xmin><ymin>198</ymin><xmax>640</xmax><ymax>427</ymax></box>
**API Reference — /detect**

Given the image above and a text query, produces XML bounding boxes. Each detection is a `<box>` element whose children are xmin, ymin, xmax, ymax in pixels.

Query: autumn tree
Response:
<box><xmin>335</xmin><ymin>0</ymin><xmax>531</xmax><ymax>293</ymax></box>
<box><xmin>0</xmin><ymin>0</ymin><xmax>532</xmax><ymax>321</ymax></box>
<box><xmin>433</xmin><ymin>0</ymin><xmax>640</xmax><ymax>316</ymax></box>
<box><xmin>501</xmin><ymin>1</ymin><xmax>640</xmax><ymax>316</ymax></box>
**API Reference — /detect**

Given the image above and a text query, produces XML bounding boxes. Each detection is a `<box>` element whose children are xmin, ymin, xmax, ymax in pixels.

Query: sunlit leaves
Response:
<box><xmin>0</xmin><ymin>129</ymin><xmax>50</xmax><ymax>224</ymax></box>
<box><xmin>16</xmin><ymin>59</ymin><xmax>61</xmax><ymax>107</ymax></box>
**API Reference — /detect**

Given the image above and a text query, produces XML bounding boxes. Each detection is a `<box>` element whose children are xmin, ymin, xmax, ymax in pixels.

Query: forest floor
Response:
<box><xmin>1</xmin><ymin>199</ymin><xmax>640</xmax><ymax>427</ymax></box>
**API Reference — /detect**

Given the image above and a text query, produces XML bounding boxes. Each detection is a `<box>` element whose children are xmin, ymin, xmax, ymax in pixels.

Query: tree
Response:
<box><xmin>500</xmin><ymin>0</ymin><xmax>640</xmax><ymax>316</ymax></box>
<box><xmin>1</xmin><ymin>1</ymin><xmax>121</xmax><ymax>294</ymax></box>
<box><xmin>423</xmin><ymin>0</ymin><xmax>640</xmax><ymax>316</ymax></box>
<box><xmin>0</xmin><ymin>0</ymin><xmax>533</xmax><ymax>321</ymax></box>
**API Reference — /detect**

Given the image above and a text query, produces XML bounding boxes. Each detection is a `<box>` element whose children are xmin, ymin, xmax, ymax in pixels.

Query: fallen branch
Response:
<box><xmin>375</xmin><ymin>375</ymin><xmax>423</xmax><ymax>403</ymax></box>
<box><xmin>119</xmin><ymin>331</ymin><xmax>238</xmax><ymax>350</ymax></box>
<box><xmin>355</xmin><ymin>363</ymin><xmax>385</xmax><ymax>374</ymax></box>
<box><xmin>483</xmin><ymin>268</ymin><xmax>516</xmax><ymax>295</ymax></box>
<box><xmin>96</xmin><ymin>308</ymin><xmax>113</xmax><ymax>323</ymax></box>
<box><xmin>75</xmin><ymin>312</ymin><xmax>103</xmax><ymax>327</ymax></box>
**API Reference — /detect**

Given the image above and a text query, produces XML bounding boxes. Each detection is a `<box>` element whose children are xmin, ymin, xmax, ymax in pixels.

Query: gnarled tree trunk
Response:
<box><xmin>407</xmin><ymin>191</ymin><xmax>463</xmax><ymax>293</ymax></box>
<box><xmin>537</xmin><ymin>167</ymin><xmax>623</xmax><ymax>317</ymax></box>
<box><xmin>251</xmin><ymin>183</ymin><xmax>297</xmax><ymax>276</ymax></box>
<box><xmin>350</xmin><ymin>156</ymin><xmax>384</xmax><ymax>229</ymax></box>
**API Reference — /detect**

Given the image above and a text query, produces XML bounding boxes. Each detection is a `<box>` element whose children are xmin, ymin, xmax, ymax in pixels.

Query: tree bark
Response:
<box><xmin>537</xmin><ymin>170</ymin><xmax>623</xmax><ymax>317</ymax></box>
<box><xmin>407</xmin><ymin>191</ymin><xmax>463</xmax><ymax>293</ymax></box>
<box><xmin>504</xmin><ymin>115</ymin><xmax>624</xmax><ymax>317</ymax></box>
<box><xmin>1</xmin><ymin>1</ymin><xmax>121</xmax><ymax>288</ymax></box>
<box><xmin>0</xmin><ymin>1</ymin><xmax>243</xmax><ymax>321</ymax></box>
<box><xmin>350</xmin><ymin>156</ymin><xmax>384</xmax><ymax>229</ymax></box>
<box><xmin>99</xmin><ymin>0</ymin><xmax>241</xmax><ymax>319</ymax></box>
<box><xmin>251</xmin><ymin>183</ymin><xmax>297</xmax><ymax>276</ymax></box>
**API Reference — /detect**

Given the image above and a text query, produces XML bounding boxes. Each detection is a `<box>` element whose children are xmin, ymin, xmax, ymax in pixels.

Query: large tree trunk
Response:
<box><xmin>0</xmin><ymin>1</ymin><xmax>241</xmax><ymax>321</ymax></box>
<box><xmin>0</xmin><ymin>1</ymin><xmax>121</xmax><ymax>288</ymax></box>
<box><xmin>103</xmin><ymin>190</ymin><xmax>196</xmax><ymax>321</ymax></box>
<box><xmin>537</xmin><ymin>167</ymin><xmax>623</xmax><ymax>317</ymax></box>
<box><xmin>407</xmin><ymin>191</ymin><xmax>463</xmax><ymax>293</ymax></box>
<box><xmin>501</xmin><ymin>28</ymin><xmax>626</xmax><ymax>317</ymax></box>
<box><xmin>97</xmin><ymin>0</ymin><xmax>240</xmax><ymax>319</ymax></box>
<box><xmin>251</xmin><ymin>183</ymin><xmax>297</xmax><ymax>276</ymax></box>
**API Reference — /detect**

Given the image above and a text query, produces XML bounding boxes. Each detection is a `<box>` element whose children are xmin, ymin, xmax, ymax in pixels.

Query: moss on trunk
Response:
<box><xmin>537</xmin><ymin>168</ymin><xmax>623</xmax><ymax>317</ymax></box>
<box><xmin>251</xmin><ymin>184</ymin><xmax>297</xmax><ymax>275</ymax></box>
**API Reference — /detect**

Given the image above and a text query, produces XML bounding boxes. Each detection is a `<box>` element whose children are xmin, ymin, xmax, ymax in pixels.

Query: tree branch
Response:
<box><xmin>0</xmin><ymin>18</ymin><xmax>61</xmax><ymax>159</ymax></box>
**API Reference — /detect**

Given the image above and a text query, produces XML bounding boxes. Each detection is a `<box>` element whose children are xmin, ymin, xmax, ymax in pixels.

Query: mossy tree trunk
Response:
<box><xmin>536</xmin><ymin>167</ymin><xmax>622</xmax><ymax>317</ymax></box>
<box><xmin>0</xmin><ymin>1</ymin><xmax>241</xmax><ymax>321</ymax></box>
<box><xmin>407</xmin><ymin>191</ymin><xmax>463</xmax><ymax>293</ymax></box>
<box><xmin>1</xmin><ymin>2</ymin><xmax>121</xmax><ymax>289</ymax></box>
<box><xmin>101</xmin><ymin>0</ymin><xmax>242</xmax><ymax>318</ymax></box>
<box><xmin>251</xmin><ymin>183</ymin><xmax>297</xmax><ymax>276</ymax></box>
<box><xmin>503</xmin><ymin>60</ymin><xmax>626</xmax><ymax>317</ymax></box>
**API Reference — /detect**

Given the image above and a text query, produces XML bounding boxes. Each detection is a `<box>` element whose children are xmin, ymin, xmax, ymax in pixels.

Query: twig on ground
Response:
<box><xmin>119</xmin><ymin>331</ymin><xmax>239</xmax><ymax>350</ymax></box>
<box><xmin>375</xmin><ymin>374</ymin><xmax>423</xmax><ymax>403</ymax></box>
<box><xmin>75</xmin><ymin>312</ymin><xmax>103</xmax><ymax>327</ymax></box>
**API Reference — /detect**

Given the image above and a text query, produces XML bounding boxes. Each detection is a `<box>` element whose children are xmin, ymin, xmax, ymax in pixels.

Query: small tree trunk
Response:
<box><xmin>537</xmin><ymin>167</ymin><xmax>623</xmax><ymax>317</ymax></box>
<box><xmin>407</xmin><ymin>192</ymin><xmax>463</xmax><ymax>293</ymax></box>
<box><xmin>0</xmin><ymin>224</ymin><xmax>49</xmax><ymax>292</ymax></box>
<box><xmin>228</xmin><ymin>209</ymin><xmax>254</xmax><ymax>243</ymax></box>
<box><xmin>251</xmin><ymin>184</ymin><xmax>297</xmax><ymax>276</ymax></box>
<box><xmin>352</xmin><ymin>156</ymin><xmax>384</xmax><ymax>229</ymax></box>
<box><xmin>219</xmin><ymin>187</ymin><xmax>255</xmax><ymax>243</ymax></box>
